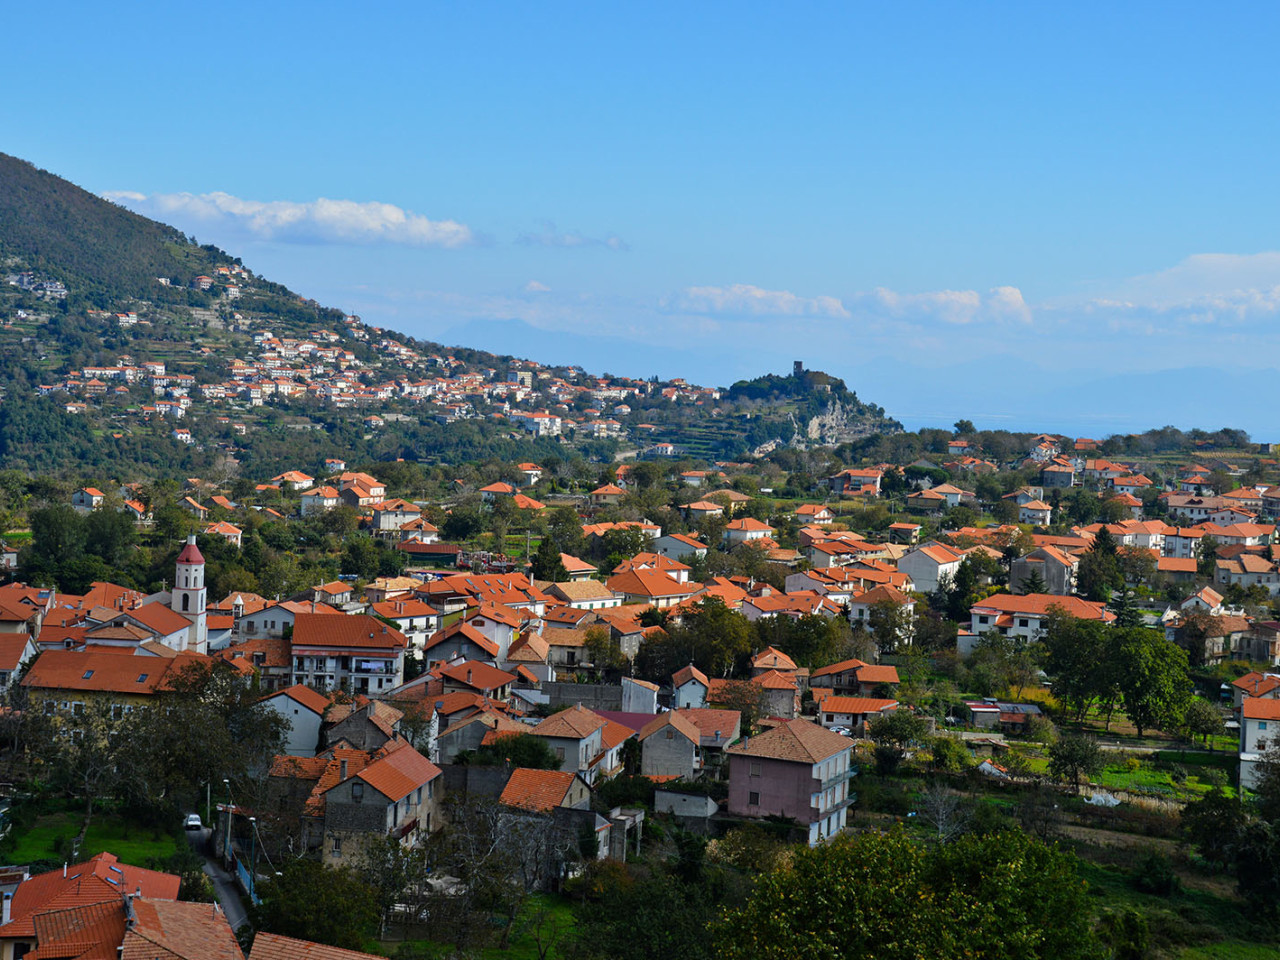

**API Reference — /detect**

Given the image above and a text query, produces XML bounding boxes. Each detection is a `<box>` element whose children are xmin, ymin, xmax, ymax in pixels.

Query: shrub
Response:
<box><xmin>1130</xmin><ymin>848</ymin><xmax>1180</xmax><ymax>896</ymax></box>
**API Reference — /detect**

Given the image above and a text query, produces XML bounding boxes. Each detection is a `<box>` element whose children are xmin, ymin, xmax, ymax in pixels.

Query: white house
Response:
<box><xmin>261</xmin><ymin>684</ymin><xmax>329</xmax><ymax>755</ymax></box>
<box><xmin>673</xmin><ymin>664</ymin><xmax>710</xmax><ymax>709</ymax></box>
<box><xmin>897</xmin><ymin>543</ymin><xmax>965</xmax><ymax>594</ymax></box>
<box><xmin>1240</xmin><ymin>696</ymin><xmax>1280</xmax><ymax>789</ymax></box>
<box><xmin>723</xmin><ymin>518</ymin><xmax>774</xmax><ymax>548</ymax></box>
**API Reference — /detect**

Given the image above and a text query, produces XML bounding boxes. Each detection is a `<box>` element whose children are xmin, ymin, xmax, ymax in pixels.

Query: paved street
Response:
<box><xmin>185</xmin><ymin>827</ymin><xmax>249</xmax><ymax>932</ymax></box>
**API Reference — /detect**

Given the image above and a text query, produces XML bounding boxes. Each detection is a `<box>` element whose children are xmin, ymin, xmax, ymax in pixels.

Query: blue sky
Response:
<box><xmin>9</xmin><ymin>2</ymin><xmax>1280</xmax><ymax>437</ymax></box>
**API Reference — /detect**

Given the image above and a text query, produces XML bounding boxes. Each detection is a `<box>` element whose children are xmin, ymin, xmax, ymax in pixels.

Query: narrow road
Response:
<box><xmin>186</xmin><ymin>826</ymin><xmax>249</xmax><ymax>931</ymax></box>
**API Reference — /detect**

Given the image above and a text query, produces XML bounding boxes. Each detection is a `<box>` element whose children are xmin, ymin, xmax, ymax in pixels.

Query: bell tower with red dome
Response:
<box><xmin>171</xmin><ymin>535</ymin><xmax>208</xmax><ymax>653</ymax></box>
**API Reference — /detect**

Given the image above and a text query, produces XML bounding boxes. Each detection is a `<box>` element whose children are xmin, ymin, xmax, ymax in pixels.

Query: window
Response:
<box><xmin>665</xmin><ymin>729</ymin><xmax>674</xmax><ymax>739</ymax></box>
<box><xmin>1261</xmin><ymin>722</ymin><xmax>1269</xmax><ymax>731</ymax></box>
<box><xmin>82</xmin><ymin>670</ymin><xmax>94</xmax><ymax>680</ymax></box>
<box><xmin>556</xmin><ymin>747</ymin><xmax>566</xmax><ymax>761</ymax></box>
<box><xmin>748</xmin><ymin>791</ymin><xmax>760</xmax><ymax>805</ymax></box>
<box><xmin>72</xmin><ymin>702</ymin><xmax>84</xmax><ymax>716</ymax></box>
<box><xmin>1018</xmin><ymin>618</ymin><xmax>1029</xmax><ymax>628</ymax></box>
<box><xmin>352</xmin><ymin>782</ymin><xmax>364</xmax><ymax>802</ymax></box>
<box><xmin>331</xmin><ymin>836</ymin><xmax>342</xmax><ymax>855</ymax></box>
<box><xmin>182</xmin><ymin>593</ymin><xmax>190</xmax><ymax>612</ymax></box>
<box><xmin>749</xmin><ymin>761</ymin><xmax>762</xmax><ymax>777</ymax></box>
<box><xmin>136</xmin><ymin>674</ymin><xmax>149</xmax><ymax>683</ymax></box>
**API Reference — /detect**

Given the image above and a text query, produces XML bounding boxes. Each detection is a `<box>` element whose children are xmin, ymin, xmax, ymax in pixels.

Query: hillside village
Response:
<box><xmin>0</xmin><ymin>422</ymin><xmax>1279</xmax><ymax>955</ymax></box>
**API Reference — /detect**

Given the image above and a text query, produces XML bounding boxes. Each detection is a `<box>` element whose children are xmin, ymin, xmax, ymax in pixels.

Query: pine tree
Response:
<box><xmin>529</xmin><ymin>536</ymin><xmax>568</xmax><ymax>582</ymax></box>
<box><xmin>1109</xmin><ymin>589</ymin><xmax>1144</xmax><ymax>628</ymax></box>
<box><xmin>1018</xmin><ymin>567</ymin><xmax>1048</xmax><ymax>595</ymax></box>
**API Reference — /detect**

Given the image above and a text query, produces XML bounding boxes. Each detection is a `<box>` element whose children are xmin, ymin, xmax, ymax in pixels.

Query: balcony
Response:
<box><xmin>391</xmin><ymin>816</ymin><xmax>417</xmax><ymax>840</ymax></box>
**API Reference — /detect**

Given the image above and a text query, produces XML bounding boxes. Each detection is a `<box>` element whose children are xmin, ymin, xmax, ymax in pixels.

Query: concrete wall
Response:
<box><xmin>441</xmin><ymin>764</ymin><xmax>511</xmax><ymax>800</ymax></box>
<box><xmin>640</xmin><ymin>731</ymin><xmax>697</xmax><ymax>778</ymax></box>
<box><xmin>539</xmin><ymin>682</ymin><xmax>624</xmax><ymax>712</ymax></box>
<box><xmin>727</xmin><ymin>754</ymin><xmax>816</xmax><ymax>823</ymax></box>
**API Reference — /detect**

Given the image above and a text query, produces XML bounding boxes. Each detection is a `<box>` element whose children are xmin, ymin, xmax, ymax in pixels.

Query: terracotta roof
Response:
<box><xmin>550</xmin><ymin>580</ymin><xmax>618</xmax><ymax>603</ymax></box>
<box><xmin>638</xmin><ymin>711</ymin><xmax>701</xmax><ymax>743</ymax></box>
<box><xmin>250</xmin><ymin>932</ymin><xmax>385</xmax><ymax>960</ymax></box>
<box><xmin>855</xmin><ymin>664</ymin><xmax>900</xmax><ymax>685</ymax></box>
<box><xmin>292</xmin><ymin>613</ymin><xmax>406</xmax><ymax>651</ymax></box>
<box><xmin>21</xmin><ymin>649</ymin><xmax>205</xmax><ymax>696</ymax></box>
<box><xmin>673</xmin><ymin>664</ymin><xmax>709</xmax><ymax>689</ymax></box>
<box><xmin>121</xmin><ymin>898</ymin><xmax>245</xmax><ymax>960</ymax></box>
<box><xmin>971</xmin><ymin>593</ymin><xmax>1113</xmax><ymax>621</ymax></box>
<box><xmin>819</xmin><ymin>696</ymin><xmax>898</xmax><ymax>715</ymax></box>
<box><xmin>809</xmin><ymin>657</ymin><xmax>869</xmax><ymax>679</ymax></box>
<box><xmin>423</xmin><ymin>621</ymin><xmax>499</xmax><ymax>658</ymax></box>
<box><xmin>533</xmin><ymin>703</ymin><xmax>606</xmax><ymax>740</ymax></box>
<box><xmin>266</xmin><ymin>684</ymin><xmax>330</xmax><ymax>715</ymax></box>
<box><xmin>499</xmin><ymin>768</ymin><xmax>580</xmax><ymax>812</ymax></box>
<box><xmin>751</xmin><ymin>646</ymin><xmax>797</xmax><ymax>671</ymax></box>
<box><xmin>1242</xmin><ymin>697</ymin><xmax>1280</xmax><ymax>721</ymax></box>
<box><xmin>352</xmin><ymin>741</ymin><xmax>441</xmax><ymax>802</ymax></box>
<box><xmin>677</xmin><ymin>708</ymin><xmax>741</xmax><ymax>743</ymax></box>
<box><xmin>437</xmin><ymin>661</ymin><xmax>516</xmax><ymax>692</ymax></box>
<box><xmin>0</xmin><ymin>852</ymin><xmax>179</xmax><ymax>940</ymax></box>
<box><xmin>726</xmin><ymin>717</ymin><xmax>851</xmax><ymax>763</ymax></box>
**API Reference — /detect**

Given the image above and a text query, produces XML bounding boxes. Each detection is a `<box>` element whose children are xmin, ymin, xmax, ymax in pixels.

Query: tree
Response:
<box><xmin>1044</xmin><ymin>614</ymin><xmax>1117</xmax><ymax>723</ymax></box>
<box><xmin>1198</xmin><ymin>536</ymin><xmax>1221</xmax><ymax>578</ymax></box>
<box><xmin>583</xmin><ymin>625</ymin><xmax>627</xmax><ymax>671</ymax></box>
<box><xmin>530</xmin><ymin>536</ymin><xmax>569</xmax><ymax>582</ymax></box>
<box><xmin>461</xmin><ymin>734</ymin><xmax>561</xmax><ymax>770</ymax></box>
<box><xmin>432</xmin><ymin>796</ymin><xmax>579</xmax><ymax>950</ymax></box>
<box><xmin>1181</xmin><ymin>788</ymin><xmax>1244</xmax><ymax>869</ymax></box>
<box><xmin>1048</xmin><ymin>733</ymin><xmax>1103</xmax><ymax>793</ymax></box>
<box><xmin>953</xmin><ymin>420</ymin><xmax>975</xmax><ymax>435</ymax></box>
<box><xmin>1108</xmin><ymin>589</ymin><xmax>1144</xmax><ymax>629</ymax></box>
<box><xmin>1113</xmin><ymin>628</ymin><xmax>1191</xmax><ymax>737</ymax></box>
<box><xmin>710</xmin><ymin>680</ymin><xmax>769</xmax><ymax>734</ymax></box>
<box><xmin>252</xmin><ymin>859</ymin><xmax>380</xmax><ymax>950</ymax></box>
<box><xmin>917</xmin><ymin>780</ymin><xmax>970</xmax><ymax>842</ymax></box>
<box><xmin>714</xmin><ymin>828</ymin><xmax>1097</xmax><ymax>960</ymax></box>
<box><xmin>1183</xmin><ymin>697</ymin><xmax>1224</xmax><ymax>747</ymax></box>
<box><xmin>1018</xmin><ymin>567</ymin><xmax>1048</xmax><ymax>595</ymax></box>
<box><xmin>867</xmin><ymin>598</ymin><xmax>912</xmax><ymax>654</ymax></box>
<box><xmin>1077</xmin><ymin>544</ymin><xmax>1123</xmax><ymax>603</ymax></box>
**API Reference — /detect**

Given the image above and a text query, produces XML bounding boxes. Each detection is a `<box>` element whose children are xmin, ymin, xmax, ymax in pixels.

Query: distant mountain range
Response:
<box><xmin>0</xmin><ymin>154</ymin><xmax>899</xmax><ymax>479</ymax></box>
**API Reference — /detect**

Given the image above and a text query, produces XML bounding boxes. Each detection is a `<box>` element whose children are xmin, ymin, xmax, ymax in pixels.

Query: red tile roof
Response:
<box><xmin>1</xmin><ymin>853</ymin><xmax>179</xmax><ymax>939</ymax></box>
<box><xmin>353</xmin><ymin>741</ymin><xmax>441</xmax><ymax>802</ymax></box>
<box><xmin>292</xmin><ymin>613</ymin><xmax>406</xmax><ymax>651</ymax></box>
<box><xmin>250</xmin><ymin>932</ymin><xmax>385</xmax><ymax>960</ymax></box>
<box><xmin>499</xmin><ymin>768</ymin><xmax>579</xmax><ymax>812</ymax></box>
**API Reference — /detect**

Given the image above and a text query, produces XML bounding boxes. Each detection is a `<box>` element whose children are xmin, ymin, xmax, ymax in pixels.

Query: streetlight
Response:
<box><xmin>222</xmin><ymin>779</ymin><xmax>231</xmax><ymax>861</ymax></box>
<box><xmin>248</xmin><ymin>817</ymin><xmax>257</xmax><ymax>902</ymax></box>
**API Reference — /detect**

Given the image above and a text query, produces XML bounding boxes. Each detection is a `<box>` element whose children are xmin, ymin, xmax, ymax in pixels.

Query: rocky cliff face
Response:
<box><xmin>797</xmin><ymin>398</ymin><xmax>901</xmax><ymax>447</ymax></box>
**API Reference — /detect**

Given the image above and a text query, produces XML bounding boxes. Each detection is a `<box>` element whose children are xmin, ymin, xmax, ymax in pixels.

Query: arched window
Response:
<box><xmin>182</xmin><ymin>593</ymin><xmax>190</xmax><ymax>612</ymax></box>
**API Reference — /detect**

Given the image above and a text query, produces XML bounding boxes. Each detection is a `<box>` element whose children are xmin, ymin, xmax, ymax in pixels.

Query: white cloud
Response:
<box><xmin>669</xmin><ymin>283</ymin><xmax>850</xmax><ymax>319</ymax></box>
<box><xmin>524</xmin><ymin>280</ymin><xmax>551</xmax><ymax>293</ymax></box>
<box><xmin>517</xmin><ymin>222</ymin><xmax>628</xmax><ymax>250</ymax></box>
<box><xmin>102</xmin><ymin>190</ymin><xmax>473</xmax><ymax>247</ymax></box>
<box><xmin>852</xmin><ymin>285</ymin><xmax>1032</xmax><ymax>325</ymax></box>
<box><xmin>1107</xmin><ymin>252</ymin><xmax>1280</xmax><ymax>305</ymax></box>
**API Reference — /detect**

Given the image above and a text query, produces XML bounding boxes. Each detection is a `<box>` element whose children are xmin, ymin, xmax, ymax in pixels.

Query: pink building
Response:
<box><xmin>726</xmin><ymin>718</ymin><xmax>853</xmax><ymax>845</ymax></box>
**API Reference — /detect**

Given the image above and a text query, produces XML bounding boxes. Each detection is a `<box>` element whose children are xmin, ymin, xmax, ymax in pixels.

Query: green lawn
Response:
<box><xmin>1179</xmin><ymin>944</ymin><xmax>1280</xmax><ymax>960</ymax></box>
<box><xmin>372</xmin><ymin>894</ymin><xmax>575</xmax><ymax>959</ymax></box>
<box><xmin>7</xmin><ymin>810</ymin><xmax>180</xmax><ymax>867</ymax></box>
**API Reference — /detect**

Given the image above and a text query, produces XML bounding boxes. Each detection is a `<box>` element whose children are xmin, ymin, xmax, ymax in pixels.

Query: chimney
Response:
<box><xmin>63</xmin><ymin>862</ymin><xmax>67</xmax><ymax>878</ymax></box>
<box><xmin>340</xmin><ymin>759</ymin><xmax>348</xmax><ymax>780</ymax></box>
<box><xmin>187</xmin><ymin>534</ymin><xmax>196</xmax><ymax>547</ymax></box>
<box><xmin>3</xmin><ymin>892</ymin><xmax>11</xmax><ymax>925</ymax></box>
<box><xmin>466</xmin><ymin>668</ymin><xmax>472</xmax><ymax>684</ymax></box>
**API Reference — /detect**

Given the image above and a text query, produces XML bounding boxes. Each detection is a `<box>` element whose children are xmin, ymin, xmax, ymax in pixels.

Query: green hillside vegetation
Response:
<box><xmin>0</xmin><ymin>152</ymin><xmax>898</xmax><ymax>475</ymax></box>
